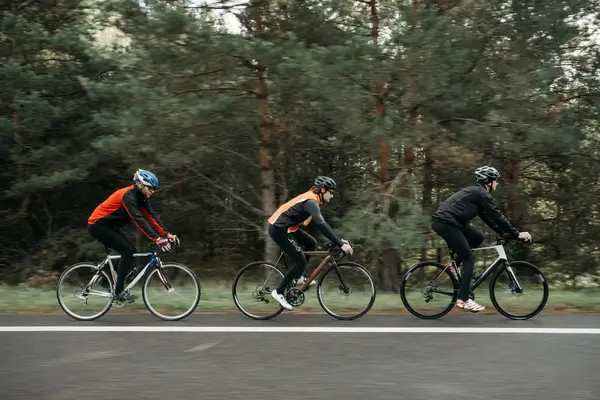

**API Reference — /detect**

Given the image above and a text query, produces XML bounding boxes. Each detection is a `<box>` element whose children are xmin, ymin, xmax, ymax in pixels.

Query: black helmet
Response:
<box><xmin>474</xmin><ymin>165</ymin><xmax>500</xmax><ymax>183</ymax></box>
<box><xmin>314</xmin><ymin>176</ymin><xmax>337</xmax><ymax>190</ymax></box>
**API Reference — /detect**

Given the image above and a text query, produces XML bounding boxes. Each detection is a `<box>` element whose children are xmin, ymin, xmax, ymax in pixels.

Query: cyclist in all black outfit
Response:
<box><xmin>431</xmin><ymin>166</ymin><xmax>532</xmax><ymax>312</ymax></box>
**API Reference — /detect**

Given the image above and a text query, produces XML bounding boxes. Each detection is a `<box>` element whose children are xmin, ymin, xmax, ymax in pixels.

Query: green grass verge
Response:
<box><xmin>1</xmin><ymin>284</ymin><xmax>600</xmax><ymax>315</ymax></box>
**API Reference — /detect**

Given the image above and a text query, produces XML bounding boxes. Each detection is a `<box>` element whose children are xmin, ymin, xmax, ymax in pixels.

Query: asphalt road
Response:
<box><xmin>1</xmin><ymin>313</ymin><xmax>598</xmax><ymax>400</ymax></box>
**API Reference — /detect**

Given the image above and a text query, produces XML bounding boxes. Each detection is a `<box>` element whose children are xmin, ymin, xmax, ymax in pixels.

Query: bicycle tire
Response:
<box><xmin>142</xmin><ymin>262</ymin><xmax>201</xmax><ymax>321</ymax></box>
<box><xmin>399</xmin><ymin>260</ymin><xmax>459</xmax><ymax>319</ymax></box>
<box><xmin>232</xmin><ymin>261</ymin><xmax>286</xmax><ymax>320</ymax></box>
<box><xmin>489</xmin><ymin>260</ymin><xmax>549</xmax><ymax>320</ymax></box>
<box><xmin>56</xmin><ymin>262</ymin><xmax>113</xmax><ymax>321</ymax></box>
<box><xmin>316</xmin><ymin>261</ymin><xmax>376</xmax><ymax>321</ymax></box>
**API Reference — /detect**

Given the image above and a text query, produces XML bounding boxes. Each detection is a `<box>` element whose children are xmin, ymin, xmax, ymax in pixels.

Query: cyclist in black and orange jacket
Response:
<box><xmin>87</xmin><ymin>169</ymin><xmax>180</xmax><ymax>303</ymax></box>
<box><xmin>267</xmin><ymin>176</ymin><xmax>353</xmax><ymax>310</ymax></box>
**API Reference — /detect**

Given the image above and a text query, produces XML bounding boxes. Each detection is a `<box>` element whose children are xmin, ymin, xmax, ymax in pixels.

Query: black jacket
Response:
<box><xmin>432</xmin><ymin>184</ymin><xmax>519</xmax><ymax>238</ymax></box>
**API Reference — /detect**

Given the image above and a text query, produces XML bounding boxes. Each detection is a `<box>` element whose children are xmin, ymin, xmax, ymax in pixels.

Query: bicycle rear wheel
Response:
<box><xmin>317</xmin><ymin>262</ymin><xmax>376</xmax><ymax>320</ymax></box>
<box><xmin>399</xmin><ymin>260</ymin><xmax>459</xmax><ymax>319</ymax></box>
<box><xmin>142</xmin><ymin>262</ymin><xmax>201</xmax><ymax>321</ymax></box>
<box><xmin>489</xmin><ymin>260</ymin><xmax>549</xmax><ymax>320</ymax></box>
<box><xmin>232</xmin><ymin>261</ymin><xmax>285</xmax><ymax>320</ymax></box>
<box><xmin>56</xmin><ymin>262</ymin><xmax>113</xmax><ymax>321</ymax></box>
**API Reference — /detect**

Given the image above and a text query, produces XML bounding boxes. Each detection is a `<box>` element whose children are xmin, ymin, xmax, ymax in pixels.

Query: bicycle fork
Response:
<box><xmin>154</xmin><ymin>264</ymin><xmax>174</xmax><ymax>292</ymax></box>
<box><xmin>503</xmin><ymin>262</ymin><xmax>524</xmax><ymax>294</ymax></box>
<box><xmin>329</xmin><ymin>261</ymin><xmax>351</xmax><ymax>295</ymax></box>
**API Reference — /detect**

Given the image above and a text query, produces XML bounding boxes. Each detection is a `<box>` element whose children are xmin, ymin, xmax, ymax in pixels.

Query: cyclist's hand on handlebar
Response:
<box><xmin>341</xmin><ymin>241</ymin><xmax>353</xmax><ymax>255</ymax></box>
<box><xmin>156</xmin><ymin>237</ymin><xmax>172</xmax><ymax>252</ymax></box>
<box><xmin>167</xmin><ymin>233</ymin><xmax>180</xmax><ymax>247</ymax></box>
<box><xmin>518</xmin><ymin>231</ymin><xmax>532</xmax><ymax>243</ymax></box>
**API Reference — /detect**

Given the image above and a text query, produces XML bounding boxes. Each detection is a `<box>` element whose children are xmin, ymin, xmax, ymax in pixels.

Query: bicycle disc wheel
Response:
<box><xmin>142</xmin><ymin>262</ymin><xmax>201</xmax><ymax>321</ymax></box>
<box><xmin>489</xmin><ymin>260</ymin><xmax>549</xmax><ymax>320</ymax></box>
<box><xmin>400</xmin><ymin>261</ymin><xmax>459</xmax><ymax>319</ymax></box>
<box><xmin>317</xmin><ymin>262</ymin><xmax>376</xmax><ymax>320</ymax></box>
<box><xmin>232</xmin><ymin>261</ymin><xmax>285</xmax><ymax>320</ymax></box>
<box><xmin>56</xmin><ymin>262</ymin><xmax>113</xmax><ymax>321</ymax></box>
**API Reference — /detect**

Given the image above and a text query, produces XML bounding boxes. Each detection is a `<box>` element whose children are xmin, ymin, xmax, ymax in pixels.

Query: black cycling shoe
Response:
<box><xmin>114</xmin><ymin>291</ymin><xmax>137</xmax><ymax>303</ymax></box>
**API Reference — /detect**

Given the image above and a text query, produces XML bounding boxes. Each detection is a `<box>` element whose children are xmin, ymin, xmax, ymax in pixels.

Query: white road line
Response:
<box><xmin>0</xmin><ymin>326</ymin><xmax>599</xmax><ymax>334</ymax></box>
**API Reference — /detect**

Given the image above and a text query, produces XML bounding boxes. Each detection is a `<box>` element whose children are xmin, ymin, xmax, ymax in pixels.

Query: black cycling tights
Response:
<box><xmin>268</xmin><ymin>224</ymin><xmax>317</xmax><ymax>294</ymax></box>
<box><xmin>431</xmin><ymin>221</ymin><xmax>484</xmax><ymax>301</ymax></box>
<box><xmin>88</xmin><ymin>224</ymin><xmax>137</xmax><ymax>296</ymax></box>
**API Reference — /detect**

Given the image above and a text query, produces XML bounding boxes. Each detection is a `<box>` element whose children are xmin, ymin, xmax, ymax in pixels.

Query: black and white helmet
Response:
<box><xmin>474</xmin><ymin>166</ymin><xmax>500</xmax><ymax>183</ymax></box>
<box><xmin>314</xmin><ymin>176</ymin><xmax>337</xmax><ymax>190</ymax></box>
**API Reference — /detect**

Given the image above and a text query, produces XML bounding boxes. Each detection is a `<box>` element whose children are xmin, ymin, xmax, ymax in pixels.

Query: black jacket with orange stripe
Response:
<box><xmin>88</xmin><ymin>185</ymin><xmax>168</xmax><ymax>242</ymax></box>
<box><xmin>268</xmin><ymin>190</ymin><xmax>344</xmax><ymax>247</ymax></box>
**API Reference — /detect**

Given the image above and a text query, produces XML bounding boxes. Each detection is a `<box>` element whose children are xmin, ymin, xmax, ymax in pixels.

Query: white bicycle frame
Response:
<box><xmin>87</xmin><ymin>251</ymin><xmax>163</xmax><ymax>298</ymax></box>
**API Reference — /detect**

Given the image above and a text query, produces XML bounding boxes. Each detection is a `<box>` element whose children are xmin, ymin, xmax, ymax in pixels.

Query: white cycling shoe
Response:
<box><xmin>456</xmin><ymin>299</ymin><xmax>485</xmax><ymax>312</ymax></box>
<box><xmin>270</xmin><ymin>289</ymin><xmax>293</xmax><ymax>310</ymax></box>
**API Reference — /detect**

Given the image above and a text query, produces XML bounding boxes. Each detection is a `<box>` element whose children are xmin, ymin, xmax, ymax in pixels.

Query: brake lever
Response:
<box><xmin>149</xmin><ymin>238</ymin><xmax>178</xmax><ymax>254</ymax></box>
<box><xmin>495</xmin><ymin>234</ymin><xmax>516</xmax><ymax>246</ymax></box>
<box><xmin>324</xmin><ymin>245</ymin><xmax>344</xmax><ymax>261</ymax></box>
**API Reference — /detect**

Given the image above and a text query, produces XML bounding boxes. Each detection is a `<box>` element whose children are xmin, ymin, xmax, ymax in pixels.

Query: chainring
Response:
<box><xmin>111</xmin><ymin>299</ymin><xmax>127</xmax><ymax>308</ymax></box>
<box><xmin>286</xmin><ymin>288</ymin><xmax>305</xmax><ymax>307</ymax></box>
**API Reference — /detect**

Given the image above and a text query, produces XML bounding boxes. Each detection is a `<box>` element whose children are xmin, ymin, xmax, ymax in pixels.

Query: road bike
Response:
<box><xmin>232</xmin><ymin>243</ymin><xmax>376</xmax><ymax>321</ymax></box>
<box><xmin>56</xmin><ymin>240</ymin><xmax>201</xmax><ymax>321</ymax></box>
<box><xmin>399</xmin><ymin>236</ymin><xmax>549</xmax><ymax>320</ymax></box>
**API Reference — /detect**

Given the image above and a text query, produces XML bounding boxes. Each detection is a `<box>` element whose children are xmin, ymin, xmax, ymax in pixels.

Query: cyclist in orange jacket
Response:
<box><xmin>87</xmin><ymin>169</ymin><xmax>180</xmax><ymax>303</ymax></box>
<box><xmin>267</xmin><ymin>176</ymin><xmax>353</xmax><ymax>310</ymax></box>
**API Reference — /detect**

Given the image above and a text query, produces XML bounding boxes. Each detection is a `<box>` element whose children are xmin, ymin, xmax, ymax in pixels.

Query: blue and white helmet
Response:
<box><xmin>133</xmin><ymin>169</ymin><xmax>159</xmax><ymax>189</ymax></box>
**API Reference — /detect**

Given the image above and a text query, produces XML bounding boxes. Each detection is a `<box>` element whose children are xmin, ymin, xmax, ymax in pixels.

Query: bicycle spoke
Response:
<box><xmin>232</xmin><ymin>262</ymin><xmax>285</xmax><ymax>320</ymax></box>
<box><xmin>317</xmin><ymin>262</ymin><xmax>376</xmax><ymax>320</ymax></box>
<box><xmin>56</xmin><ymin>263</ymin><xmax>113</xmax><ymax>321</ymax></box>
<box><xmin>490</xmin><ymin>261</ymin><xmax>549</xmax><ymax>320</ymax></box>
<box><xmin>143</xmin><ymin>262</ymin><xmax>201</xmax><ymax>321</ymax></box>
<box><xmin>400</xmin><ymin>261</ymin><xmax>458</xmax><ymax>319</ymax></box>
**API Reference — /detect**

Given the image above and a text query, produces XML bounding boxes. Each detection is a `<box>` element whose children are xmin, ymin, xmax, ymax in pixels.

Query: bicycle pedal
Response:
<box><xmin>112</xmin><ymin>297</ymin><xmax>135</xmax><ymax>307</ymax></box>
<box><xmin>112</xmin><ymin>300</ymin><xmax>127</xmax><ymax>308</ymax></box>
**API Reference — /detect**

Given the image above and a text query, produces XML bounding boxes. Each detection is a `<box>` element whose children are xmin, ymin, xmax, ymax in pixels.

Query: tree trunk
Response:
<box><xmin>368</xmin><ymin>0</ymin><xmax>399</xmax><ymax>291</ymax></box>
<box><xmin>420</xmin><ymin>144</ymin><xmax>434</xmax><ymax>260</ymax></box>
<box><xmin>259</xmin><ymin>97</ymin><xmax>277</xmax><ymax>263</ymax></box>
<box><xmin>252</xmin><ymin>1</ymin><xmax>278</xmax><ymax>263</ymax></box>
<box><xmin>506</xmin><ymin>152</ymin><xmax>520</xmax><ymax>221</ymax></box>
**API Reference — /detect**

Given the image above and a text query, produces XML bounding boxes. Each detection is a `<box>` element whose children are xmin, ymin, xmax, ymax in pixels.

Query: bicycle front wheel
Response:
<box><xmin>317</xmin><ymin>262</ymin><xmax>376</xmax><ymax>320</ymax></box>
<box><xmin>399</xmin><ymin>261</ymin><xmax>459</xmax><ymax>319</ymax></box>
<box><xmin>142</xmin><ymin>262</ymin><xmax>201</xmax><ymax>321</ymax></box>
<box><xmin>489</xmin><ymin>260</ymin><xmax>549</xmax><ymax>320</ymax></box>
<box><xmin>56</xmin><ymin>262</ymin><xmax>113</xmax><ymax>321</ymax></box>
<box><xmin>232</xmin><ymin>261</ymin><xmax>285</xmax><ymax>320</ymax></box>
